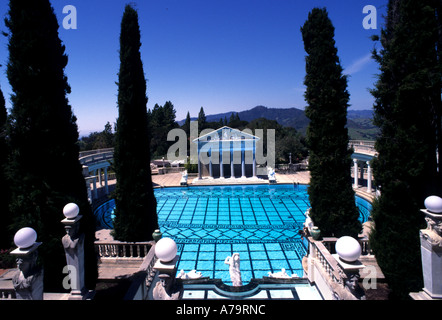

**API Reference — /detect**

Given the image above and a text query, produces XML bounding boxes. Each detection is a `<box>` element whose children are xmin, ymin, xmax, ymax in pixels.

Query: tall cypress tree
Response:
<box><xmin>301</xmin><ymin>8</ymin><xmax>361</xmax><ymax>238</ymax></box>
<box><xmin>0</xmin><ymin>86</ymin><xmax>11</xmax><ymax>249</ymax></box>
<box><xmin>113</xmin><ymin>5</ymin><xmax>159</xmax><ymax>242</ymax></box>
<box><xmin>369</xmin><ymin>0</ymin><xmax>441</xmax><ymax>299</ymax></box>
<box><xmin>183</xmin><ymin>111</ymin><xmax>191</xmax><ymax>136</ymax></box>
<box><xmin>198</xmin><ymin>107</ymin><xmax>207</xmax><ymax>132</ymax></box>
<box><xmin>5</xmin><ymin>0</ymin><xmax>97</xmax><ymax>291</ymax></box>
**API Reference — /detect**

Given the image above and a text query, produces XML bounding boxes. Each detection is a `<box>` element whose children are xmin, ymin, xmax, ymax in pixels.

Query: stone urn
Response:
<box><xmin>152</xmin><ymin>229</ymin><xmax>163</xmax><ymax>243</ymax></box>
<box><xmin>310</xmin><ymin>227</ymin><xmax>321</xmax><ymax>240</ymax></box>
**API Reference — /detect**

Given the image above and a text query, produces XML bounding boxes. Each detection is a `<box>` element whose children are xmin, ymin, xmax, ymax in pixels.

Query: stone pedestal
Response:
<box><xmin>11</xmin><ymin>243</ymin><xmax>44</xmax><ymax>300</ymax></box>
<box><xmin>417</xmin><ymin>209</ymin><xmax>442</xmax><ymax>299</ymax></box>
<box><xmin>152</xmin><ymin>256</ymin><xmax>180</xmax><ymax>300</ymax></box>
<box><xmin>333</xmin><ymin>254</ymin><xmax>366</xmax><ymax>300</ymax></box>
<box><xmin>61</xmin><ymin>215</ymin><xmax>86</xmax><ymax>300</ymax></box>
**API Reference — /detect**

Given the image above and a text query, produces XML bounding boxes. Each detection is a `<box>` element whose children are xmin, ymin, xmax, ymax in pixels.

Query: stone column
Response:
<box><xmin>86</xmin><ymin>177</ymin><xmax>92</xmax><ymax>203</ymax></box>
<box><xmin>219</xmin><ymin>140</ymin><xmax>224</xmax><ymax>179</ymax></box>
<box><xmin>241</xmin><ymin>140</ymin><xmax>246</xmax><ymax>179</ymax></box>
<box><xmin>98</xmin><ymin>168</ymin><xmax>102</xmax><ymax>186</ymax></box>
<box><xmin>366</xmin><ymin>161</ymin><xmax>372</xmax><ymax>193</ymax></box>
<box><xmin>92</xmin><ymin>175</ymin><xmax>98</xmax><ymax>199</ymax></box>
<box><xmin>104</xmin><ymin>167</ymin><xmax>109</xmax><ymax>194</ymax></box>
<box><xmin>253</xmin><ymin>149</ymin><xmax>257</xmax><ymax>178</ymax></box>
<box><xmin>209</xmin><ymin>149</ymin><xmax>213</xmax><ymax>178</ymax></box>
<box><xmin>11</xmin><ymin>240</ymin><xmax>43</xmax><ymax>300</ymax></box>
<box><xmin>353</xmin><ymin>159</ymin><xmax>358</xmax><ymax>188</ymax></box>
<box><xmin>197</xmin><ymin>140</ymin><xmax>202</xmax><ymax>180</ymax></box>
<box><xmin>61</xmin><ymin>205</ymin><xmax>86</xmax><ymax>300</ymax></box>
<box><xmin>82</xmin><ymin>165</ymin><xmax>92</xmax><ymax>204</ymax></box>
<box><xmin>230</xmin><ymin>141</ymin><xmax>235</xmax><ymax>178</ymax></box>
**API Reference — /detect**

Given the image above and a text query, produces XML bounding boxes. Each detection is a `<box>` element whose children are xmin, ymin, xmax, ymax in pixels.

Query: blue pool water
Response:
<box><xmin>94</xmin><ymin>184</ymin><xmax>372</xmax><ymax>285</ymax></box>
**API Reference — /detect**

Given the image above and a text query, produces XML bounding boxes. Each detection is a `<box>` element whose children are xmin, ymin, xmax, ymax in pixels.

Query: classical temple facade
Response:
<box><xmin>192</xmin><ymin>126</ymin><xmax>261</xmax><ymax>180</ymax></box>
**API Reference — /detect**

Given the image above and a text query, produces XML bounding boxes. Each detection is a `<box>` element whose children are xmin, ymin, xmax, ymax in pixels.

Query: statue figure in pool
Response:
<box><xmin>224</xmin><ymin>253</ymin><xmax>242</xmax><ymax>286</ymax></box>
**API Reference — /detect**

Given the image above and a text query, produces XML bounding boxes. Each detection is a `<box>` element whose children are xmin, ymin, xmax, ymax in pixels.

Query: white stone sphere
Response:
<box><xmin>424</xmin><ymin>196</ymin><xmax>442</xmax><ymax>214</ymax></box>
<box><xmin>63</xmin><ymin>203</ymin><xmax>80</xmax><ymax>219</ymax></box>
<box><xmin>335</xmin><ymin>236</ymin><xmax>361</xmax><ymax>263</ymax></box>
<box><xmin>14</xmin><ymin>227</ymin><xmax>37</xmax><ymax>249</ymax></box>
<box><xmin>155</xmin><ymin>237</ymin><xmax>177</xmax><ymax>263</ymax></box>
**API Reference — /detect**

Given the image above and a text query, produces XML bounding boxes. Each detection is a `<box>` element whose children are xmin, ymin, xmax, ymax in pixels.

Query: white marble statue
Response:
<box><xmin>12</xmin><ymin>251</ymin><xmax>44</xmax><ymax>300</ymax></box>
<box><xmin>267</xmin><ymin>167</ymin><xmax>276</xmax><ymax>181</ymax></box>
<box><xmin>180</xmin><ymin>170</ymin><xmax>188</xmax><ymax>185</ymax></box>
<box><xmin>268</xmin><ymin>268</ymin><xmax>299</xmax><ymax>279</ymax></box>
<box><xmin>268</xmin><ymin>268</ymin><xmax>290</xmax><ymax>278</ymax></box>
<box><xmin>304</xmin><ymin>209</ymin><xmax>314</xmax><ymax>233</ymax></box>
<box><xmin>224</xmin><ymin>253</ymin><xmax>242</xmax><ymax>286</ymax></box>
<box><xmin>152</xmin><ymin>279</ymin><xmax>180</xmax><ymax>300</ymax></box>
<box><xmin>176</xmin><ymin>269</ymin><xmax>203</xmax><ymax>279</ymax></box>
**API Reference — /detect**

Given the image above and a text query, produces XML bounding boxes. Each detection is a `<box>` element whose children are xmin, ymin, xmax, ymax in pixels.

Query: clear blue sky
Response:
<box><xmin>0</xmin><ymin>0</ymin><xmax>387</xmax><ymax>136</ymax></box>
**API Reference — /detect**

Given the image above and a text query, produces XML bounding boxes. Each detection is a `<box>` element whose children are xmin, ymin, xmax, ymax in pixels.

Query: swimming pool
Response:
<box><xmin>94</xmin><ymin>184</ymin><xmax>372</xmax><ymax>285</ymax></box>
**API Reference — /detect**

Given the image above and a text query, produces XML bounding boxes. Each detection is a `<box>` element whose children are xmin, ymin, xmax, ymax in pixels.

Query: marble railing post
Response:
<box><xmin>61</xmin><ymin>204</ymin><xmax>87</xmax><ymax>300</ymax></box>
<box><xmin>11</xmin><ymin>241</ymin><xmax>44</xmax><ymax>300</ymax></box>
<box><xmin>413</xmin><ymin>207</ymin><xmax>442</xmax><ymax>299</ymax></box>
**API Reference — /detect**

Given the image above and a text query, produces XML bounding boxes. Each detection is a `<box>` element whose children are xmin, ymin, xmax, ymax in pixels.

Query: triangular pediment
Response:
<box><xmin>192</xmin><ymin>126</ymin><xmax>260</xmax><ymax>143</ymax></box>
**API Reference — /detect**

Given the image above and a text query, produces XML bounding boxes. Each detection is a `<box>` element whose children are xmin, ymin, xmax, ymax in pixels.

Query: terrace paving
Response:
<box><xmin>151</xmin><ymin>171</ymin><xmax>312</xmax><ymax>188</ymax></box>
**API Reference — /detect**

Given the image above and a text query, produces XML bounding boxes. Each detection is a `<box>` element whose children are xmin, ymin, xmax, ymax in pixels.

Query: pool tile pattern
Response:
<box><xmin>94</xmin><ymin>184</ymin><xmax>371</xmax><ymax>286</ymax></box>
<box><xmin>154</xmin><ymin>185</ymin><xmax>312</xmax><ymax>285</ymax></box>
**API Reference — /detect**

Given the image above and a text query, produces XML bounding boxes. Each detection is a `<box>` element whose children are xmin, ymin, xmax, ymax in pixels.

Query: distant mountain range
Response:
<box><xmin>179</xmin><ymin>106</ymin><xmax>378</xmax><ymax>140</ymax></box>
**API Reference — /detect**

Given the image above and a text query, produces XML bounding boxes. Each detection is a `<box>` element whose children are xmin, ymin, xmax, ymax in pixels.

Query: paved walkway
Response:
<box><xmin>150</xmin><ymin>171</ymin><xmax>312</xmax><ymax>188</ymax></box>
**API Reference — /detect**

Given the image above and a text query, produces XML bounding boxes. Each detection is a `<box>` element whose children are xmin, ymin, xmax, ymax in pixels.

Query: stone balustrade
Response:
<box><xmin>123</xmin><ymin>243</ymin><xmax>158</xmax><ymax>300</ymax></box>
<box><xmin>96</xmin><ymin>241</ymin><xmax>153</xmax><ymax>259</ymax></box>
<box><xmin>349</xmin><ymin>140</ymin><xmax>377</xmax><ymax>156</ymax></box>
<box><xmin>79</xmin><ymin>148</ymin><xmax>114</xmax><ymax>158</ymax></box>
<box><xmin>306</xmin><ymin>236</ymin><xmax>373</xmax><ymax>300</ymax></box>
<box><xmin>79</xmin><ymin>151</ymin><xmax>114</xmax><ymax>166</ymax></box>
<box><xmin>310</xmin><ymin>240</ymin><xmax>347</xmax><ymax>286</ymax></box>
<box><xmin>321</xmin><ymin>237</ymin><xmax>372</xmax><ymax>256</ymax></box>
<box><xmin>0</xmin><ymin>288</ymin><xmax>16</xmax><ymax>299</ymax></box>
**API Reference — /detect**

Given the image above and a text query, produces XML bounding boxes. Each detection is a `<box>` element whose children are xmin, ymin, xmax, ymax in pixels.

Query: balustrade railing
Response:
<box><xmin>80</xmin><ymin>151</ymin><xmax>114</xmax><ymax>166</ymax></box>
<box><xmin>79</xmin><ymin>148</ymin><xmax>114</xmax><ymax>158</ymax></box>
<box><xmin>321</xmin><ymin>237</ymin><xmax>372</xmax><ymax>256</ymax></box>
<box><xmin>309</xmin><ymin>236</ymin><xmax>371</xmax><ymax>288</ymax></box>
<box><xmin>96</xmin><ymin>241</ymin><xmax>153</xmax><ymax>259</ymax></box>
<box><xmin>123</xmin><ymin>244</ymin><xmax>157</xmax><ymax>300</ymax></box>
<box><xmin>349</xmin><ymin>140</ymin><xmax>377</xmax><ymax>155</ymax></box>
<box><xmin>0</xmin><ymin>288</ymin><xmax>16</xmax><ymax>300</ymax></box>
<box><xmin>311</xmin><ymin>240</ymin><xmax>346</xmax><ymax>286</ymax></box>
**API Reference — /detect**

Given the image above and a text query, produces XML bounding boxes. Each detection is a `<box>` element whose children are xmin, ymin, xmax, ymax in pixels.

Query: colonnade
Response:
<box><xmin>83</xmin><ymin>165</ymin><xmax>110</xmax><ymax>203</ymax></box>
<box><xmin>196</xmin><ymin>128</ymin><xmax>259</xmax><ymax>180</ymax></box>
<box><xmin>352</xmin><ymin>159</ymin><xmax>373</xmax><ymax>193</ymax></box>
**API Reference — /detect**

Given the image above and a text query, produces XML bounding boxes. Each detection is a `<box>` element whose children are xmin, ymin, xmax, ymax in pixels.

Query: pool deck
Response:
<box><xmin>95</xmin><ymin>170</ymin><xmax>373</xmax><ymax>202</ymax></box>
<box><xmin>151</xmin><ymin>171</ymin><xmax>374</xmax><ymax>202</ymax></box>
<box><xmin>152</xmin><ymin>171</ymin><xmax>312</xmax><ymax>187</ymax></box>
